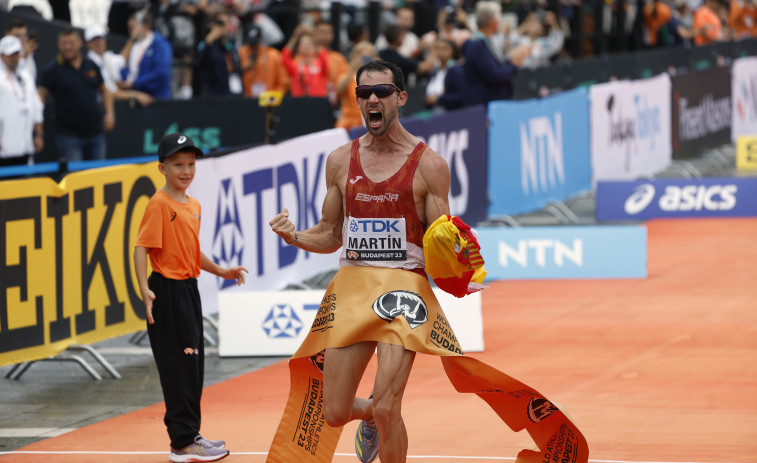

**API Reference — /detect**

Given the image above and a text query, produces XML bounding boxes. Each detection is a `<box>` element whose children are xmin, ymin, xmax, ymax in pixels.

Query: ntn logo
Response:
<box><xmin>520</xmin><ymin>113</ymin><xmax>565</xmax><ymax>195</ymax></box>
<box><xmin>498</xmin><ymin>239</ymin><xmax>582</xmax><ymax>268</ymax></box>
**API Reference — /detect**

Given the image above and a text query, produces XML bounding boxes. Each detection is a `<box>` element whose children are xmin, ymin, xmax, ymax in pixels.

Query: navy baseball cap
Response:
<box><xmin>158</xmin><ymin>132</ymin><xmax>204</xmax><ymax>162</ymax></box>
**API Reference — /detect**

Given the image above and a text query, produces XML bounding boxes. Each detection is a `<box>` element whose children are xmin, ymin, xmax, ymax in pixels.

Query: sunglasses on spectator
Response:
<box><xmin>355</xmin><ymin>84</ymin><xmax>401</xmax><ymax>99</ymax></box>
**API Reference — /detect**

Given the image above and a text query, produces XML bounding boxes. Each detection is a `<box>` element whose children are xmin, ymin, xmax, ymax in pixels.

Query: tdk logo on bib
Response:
<box><xmin>351</xmin><ymin>218</ymin><xmax>402</xmax><ymax>233</ymax></box>
<box><xmin>598</xmin><ymin>178</ymin><xmax>756</xmax><ymax>221</ymax></box>
<box><xmin>346</xmin><ymin>217</ymin><xmax>407</xmax><ymax>261</ymax></box>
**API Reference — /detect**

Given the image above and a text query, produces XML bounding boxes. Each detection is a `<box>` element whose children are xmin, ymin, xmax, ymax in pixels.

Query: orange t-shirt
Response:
<box><xmin>239</xmin><ymin>45</ymin><xmax>290</xmax><ymax>97</ymax></box>
<box><xmin>327</xmin><ymin>50</ymin><xmax>349</xmax><ymax>86</ymax></box>
<box><xmin>335</xmin><ymin>72</ymin><xmax>363</xmax><ymax>129</ymax></box>
<box><xmin>136</xmin><ymin>189</ymin><xmax>202</xmax><ymax>280</ymax></box>
<box><xmin>693</xmin><ymin>5</ymin><xmax>723</xmax><ymax>45</ymax></box>
<box><xmin>729</xmin><ymin>1</ymin><xmax>757</xmax><ymax>39</ymax></box>
<box><xmin>643</xmin><ymin>2</ymin><xmax>673</xmax><ymax>46</ymax></box>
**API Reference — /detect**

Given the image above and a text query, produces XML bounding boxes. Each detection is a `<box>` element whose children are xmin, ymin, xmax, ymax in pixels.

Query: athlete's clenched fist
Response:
<box><xmin>269</xmin><ymin>208</ymin><xmax>297</xmax><ymax>244</ymax></box>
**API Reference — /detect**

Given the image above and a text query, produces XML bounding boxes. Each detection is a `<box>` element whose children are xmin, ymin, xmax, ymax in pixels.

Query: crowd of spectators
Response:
<box><xmin>1</xmin><ymin>0</ymin><xmax>757</xmax><ymax>165</ymax></box>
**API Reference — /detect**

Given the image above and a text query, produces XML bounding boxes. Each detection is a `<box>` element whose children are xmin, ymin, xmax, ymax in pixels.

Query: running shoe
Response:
<box><xmin>355</xmin><ymin>394</ymin><xmax>379</xmax><ymax>463</ymax></box>
<box><xmin>169</xmin><ymin>435</ymin><xmax>230</xmax><ymax>462</ymax></box>
<box><xmin>196</xmin><ymin>436</ymin><xmax>225</xmax><ymax>449</ymax></box>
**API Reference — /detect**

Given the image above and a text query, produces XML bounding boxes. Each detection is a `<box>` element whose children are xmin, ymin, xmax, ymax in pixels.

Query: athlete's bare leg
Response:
<box><xmin>323</xmin><ymin>341</ymin><xmax>377</xmax><ymax>427</ymax></box>
<box><xmin>372</xmin><ymin>342</ymin><xmax>416</xmax><ymax>463</ymax></box>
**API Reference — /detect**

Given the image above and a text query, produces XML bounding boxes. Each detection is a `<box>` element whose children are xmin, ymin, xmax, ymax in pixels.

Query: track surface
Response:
<box><xmin>2</xmin><ymin>218</ymin><xmax>755</xmax><ymax>462</ymax></box>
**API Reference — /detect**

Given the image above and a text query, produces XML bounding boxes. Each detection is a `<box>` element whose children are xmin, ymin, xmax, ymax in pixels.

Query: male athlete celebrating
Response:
<box><xmin>267</xmin><ymin>60</ymin><xmax>588</xmax><ymax>463</ymax></box>
<box><xmin>270</xmin><ymin>60</ymin><xmax>448</xmax><ymax>462</ymax></box>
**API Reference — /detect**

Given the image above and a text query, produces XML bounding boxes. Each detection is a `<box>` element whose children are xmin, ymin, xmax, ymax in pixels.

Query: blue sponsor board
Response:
<box><xmin>596</xmin><ymin>177</ymin><xmax>757</xmax><ymax>221</ymax></box>
<box><xmin>487</xmin><ymin>87</ymin><xmax>592</xmax><ymax>217</ymax></box>
<box><xmin>349</xmin><ymin>106</ymin><xmax>488</xmax><ymax>225</ymax></box>
<box><xmin>476</xmin><ymin>226</ymin><xmax>647</xmax><ymax>279</ymax></box>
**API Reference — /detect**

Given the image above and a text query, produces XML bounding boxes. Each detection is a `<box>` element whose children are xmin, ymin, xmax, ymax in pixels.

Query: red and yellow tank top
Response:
<box><xmin>339</xmin><ymin>139</ymin><xmax>427</xmax><ymax>270</ymax></box>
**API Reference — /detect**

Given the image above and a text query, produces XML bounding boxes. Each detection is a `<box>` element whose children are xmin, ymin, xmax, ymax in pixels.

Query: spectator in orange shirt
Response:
<box><xmin>282</xmin><ymin>23</ymin><xmax>329</xmax><ymax>97</ymax></box>
<box><xmin>729</xmin><ymin>0</ymin><xmax>757</xmax><ymax>39</ymax></box>
<box><xmin>239</xmin><ymin>25</ymin><xmax>289</xmax><ymax>97</ymax></box>
<box><xmin>643</xmin><ymin>0</ymin><xmax>674</xmax><ymax>46</ymax></box>
<box><xmin>693</xmin><ymin>0</ymin><xmax>725</xmax><ymax>45</ymax></box>
<box><xmin>335</xmin><ymin>41</ymin><xmax>378</xmax><ymax>130</ymax></box>
<box><xmin>313</xmin><ymin>20</ymin><xmax>349</xmax><ymax>105</ymax></box>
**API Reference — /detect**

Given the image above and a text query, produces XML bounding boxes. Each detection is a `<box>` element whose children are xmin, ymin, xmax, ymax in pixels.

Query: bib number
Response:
<box><xmin>345</xmin><ymin>217</ymin><xmax>407</xmax><ymax>261</ymax></box>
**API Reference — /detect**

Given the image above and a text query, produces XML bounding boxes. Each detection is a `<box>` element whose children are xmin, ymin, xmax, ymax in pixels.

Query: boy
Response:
<box><xmin>134</xmin><ymin>132</ymin><xmax>247</xmax><ymax>462</ymax></box>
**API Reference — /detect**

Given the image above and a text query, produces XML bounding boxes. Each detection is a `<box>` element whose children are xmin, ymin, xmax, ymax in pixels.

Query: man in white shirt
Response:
<box><xmin>4</xmin><ymin>19</ymin><xmax>37</xmax><ymax>82</ymax></box>
<box><xmin>84</xmin><ymin>24</ymin><xmax>154</xmax><ymax>106</ymax></box>
<box><xmin>0</xmin><ymin>35</ymin><xmax>44</xmax><ymax>166</ymax></box>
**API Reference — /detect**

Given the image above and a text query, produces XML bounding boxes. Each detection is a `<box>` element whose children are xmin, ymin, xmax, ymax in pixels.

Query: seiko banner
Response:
<box><xmin>672</xmin><ymin>67</ymin><xmax>731</xmax><ymax>159</ymax></box>
<box><xmin>0</xmin><ymin>163</ymin><xmax>164</xmax><ymax>366</ymax></box>
<box><xmin>475</xmin><ymin>226</ymin><xmax>647</xmax><ymax>279</ymax></box>
<box><xmin>596</xmin><ymin>177</ymin><xmax>757</xmax><ymax>220</ymax></box>
<box><xmin>218</xmin><ymin>289</ymin><xmax>484</xmax><ymax>356</ymax></box>
<box><xmin>189</xmin><ymin>129</ymin><xmax>349</xmax><ymax>314</ymax></box>
<box><xmin>732</xmin><ymin>57</ymin><xmax>757</xmax><ymax>142</ymax></box>
<box><xmin>487</xmin><ymin>88</ymin><xmax>592</xmax><ymax>216</ymax></box>
<box><xmin>590</xmin><ymin>73</ymin><xmax>672</xmax><ymax>182</ymax></box>
<box><xmin>349</xmin><ymin>106</ymin><xmax>488</xmax><ymax>225</ymax></box>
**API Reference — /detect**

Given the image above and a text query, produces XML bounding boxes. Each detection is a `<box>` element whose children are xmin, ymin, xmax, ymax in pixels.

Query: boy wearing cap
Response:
<box><xmin>134</xmin><ymin>132</ymin><xmax>247</xmax><ymax>462</ymax></box>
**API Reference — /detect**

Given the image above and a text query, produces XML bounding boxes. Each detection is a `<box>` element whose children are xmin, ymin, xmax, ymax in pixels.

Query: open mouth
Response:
<box><xmin>368</xmin><ymin>109</ymin><xmax>383</xmax><ymax>128</ymax></box>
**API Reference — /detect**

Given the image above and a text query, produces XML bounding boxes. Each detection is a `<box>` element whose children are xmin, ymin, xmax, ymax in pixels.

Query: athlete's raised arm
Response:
<box><xmin>269</xmin><ymin>145</ymin><xmax>348</xmax><ymax>253</ymax></box>
<box><xmin>418</xmin><ymin>147</ymin><xmax>451</xmax><ymax>226</ymax></box>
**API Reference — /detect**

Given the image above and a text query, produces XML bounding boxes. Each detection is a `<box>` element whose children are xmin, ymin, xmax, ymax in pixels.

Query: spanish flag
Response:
<box><xmin>423</xmin><ymin>214</ymin><xmax>487</xmax><ymax>298</ymax></box>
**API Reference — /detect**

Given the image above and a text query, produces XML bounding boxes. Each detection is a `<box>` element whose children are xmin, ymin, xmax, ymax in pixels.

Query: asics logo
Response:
<box><xmin>349</xmin><ymin>176</ymin><xmax>363</xmax><ymax>184</ymax></box>
<box><xmin>177</xmin><ymin>135</ymin><xmax>187</xmax><ymax>144</ymax></box>
<box><xmin>624</xmin><ymin>184</ymin><xmax>655</xmax><ymax>215</ymax></box>
<box><xmin>170</xmin><ymin>211</ymin><xmax>177</xmax><ymax>222</ymax></box>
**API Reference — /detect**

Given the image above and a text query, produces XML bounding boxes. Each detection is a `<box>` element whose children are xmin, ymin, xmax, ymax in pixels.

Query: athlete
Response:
<box><xmin>269</xmin><ymin>59</ymin><xmax>450</xmax><ymax>463</ymax></box>
<box><xmin>267</xmin><ymin>60</ymin><xmax>588</xmax><ymax>463</ymax></box>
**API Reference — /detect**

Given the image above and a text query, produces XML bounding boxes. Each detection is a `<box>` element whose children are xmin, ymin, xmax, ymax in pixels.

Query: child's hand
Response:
<box><xmin>141</xmin><ymin>288</ymin><xmax>156</xmax><ymax>324</ymax></box>
<box><xmin>223</xmin><ymin>266</ymin><xmax>249</xmax><ymax>285</ymax></box>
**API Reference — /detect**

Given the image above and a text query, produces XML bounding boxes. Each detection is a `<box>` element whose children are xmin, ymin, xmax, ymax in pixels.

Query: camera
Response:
<box><xmin>258</xmin><ymin>90</ymin><xmax>283</xmax><ymax>108</ymax></box>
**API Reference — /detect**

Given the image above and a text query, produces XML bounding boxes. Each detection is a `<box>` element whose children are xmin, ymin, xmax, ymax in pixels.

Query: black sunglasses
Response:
<box><xmin>355</xmin><ymin>84</ymin><xmax>401</xmax><ymax>99</ymax></box>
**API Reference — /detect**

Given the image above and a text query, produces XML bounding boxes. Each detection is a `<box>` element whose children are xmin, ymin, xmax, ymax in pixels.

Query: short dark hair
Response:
<box><xmin>59</xmin><ymin>26</ymin><xmax>80</xmax><ymax>39</ymax></box>
<box><xmin>6</xmin><ymin>19</ymin><xmax>26</xmax><ymax>33</ymax></box>
<box><xmin>383</xmin><ymin>24</ymin><xmax>405</xmax><ymax>47</ymax></box>
<box><xmin>356</xmin><ymin>60</ymin><xmax>405</xmax><ymax>91</ymax></box>
<box><xmin>347</xmin><ymin>22</ymin><xmax>366</xmax><ymax>42</ymax></box>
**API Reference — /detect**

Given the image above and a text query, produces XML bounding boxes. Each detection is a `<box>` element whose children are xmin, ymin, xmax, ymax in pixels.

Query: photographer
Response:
<box><xmin>195</xmin><ymin>10</ymin><xmax>242</xmax><ymax>96</ymax></box>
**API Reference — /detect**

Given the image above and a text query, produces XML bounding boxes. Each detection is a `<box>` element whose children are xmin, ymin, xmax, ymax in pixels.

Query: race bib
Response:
<box><xmin>345</xmin><ymin>217</ymin><xmax>407</xmax><ymax>261</ymax></box>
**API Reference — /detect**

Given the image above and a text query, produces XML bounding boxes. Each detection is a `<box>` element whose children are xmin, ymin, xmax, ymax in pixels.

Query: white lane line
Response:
<box><xmin>0</xmin><ymin>451</ymin><xmax>740</xmax><ymax>463</ymax></box>
<box><xmin>0</xmin><ymin>428</ymin><xmax>76</xmax><ymax>438</ymax></box>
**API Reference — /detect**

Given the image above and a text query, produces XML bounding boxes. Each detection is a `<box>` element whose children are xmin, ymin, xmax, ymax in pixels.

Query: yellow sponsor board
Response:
<box><xmin>736</xmin><ymin>136</ymin><xmax>757</xmax><ymax>170</ymax></box>
<box><xmin>0</xmin><ymin>162</ymin><xmax>163</xmax><ymax>367</ymax></box>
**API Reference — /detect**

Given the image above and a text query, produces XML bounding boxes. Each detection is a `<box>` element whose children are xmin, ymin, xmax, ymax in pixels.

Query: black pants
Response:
<box><xmin>146</xmin><ymin>272</ymin><xmax>204</xmax><ymax>449</ymax></box>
